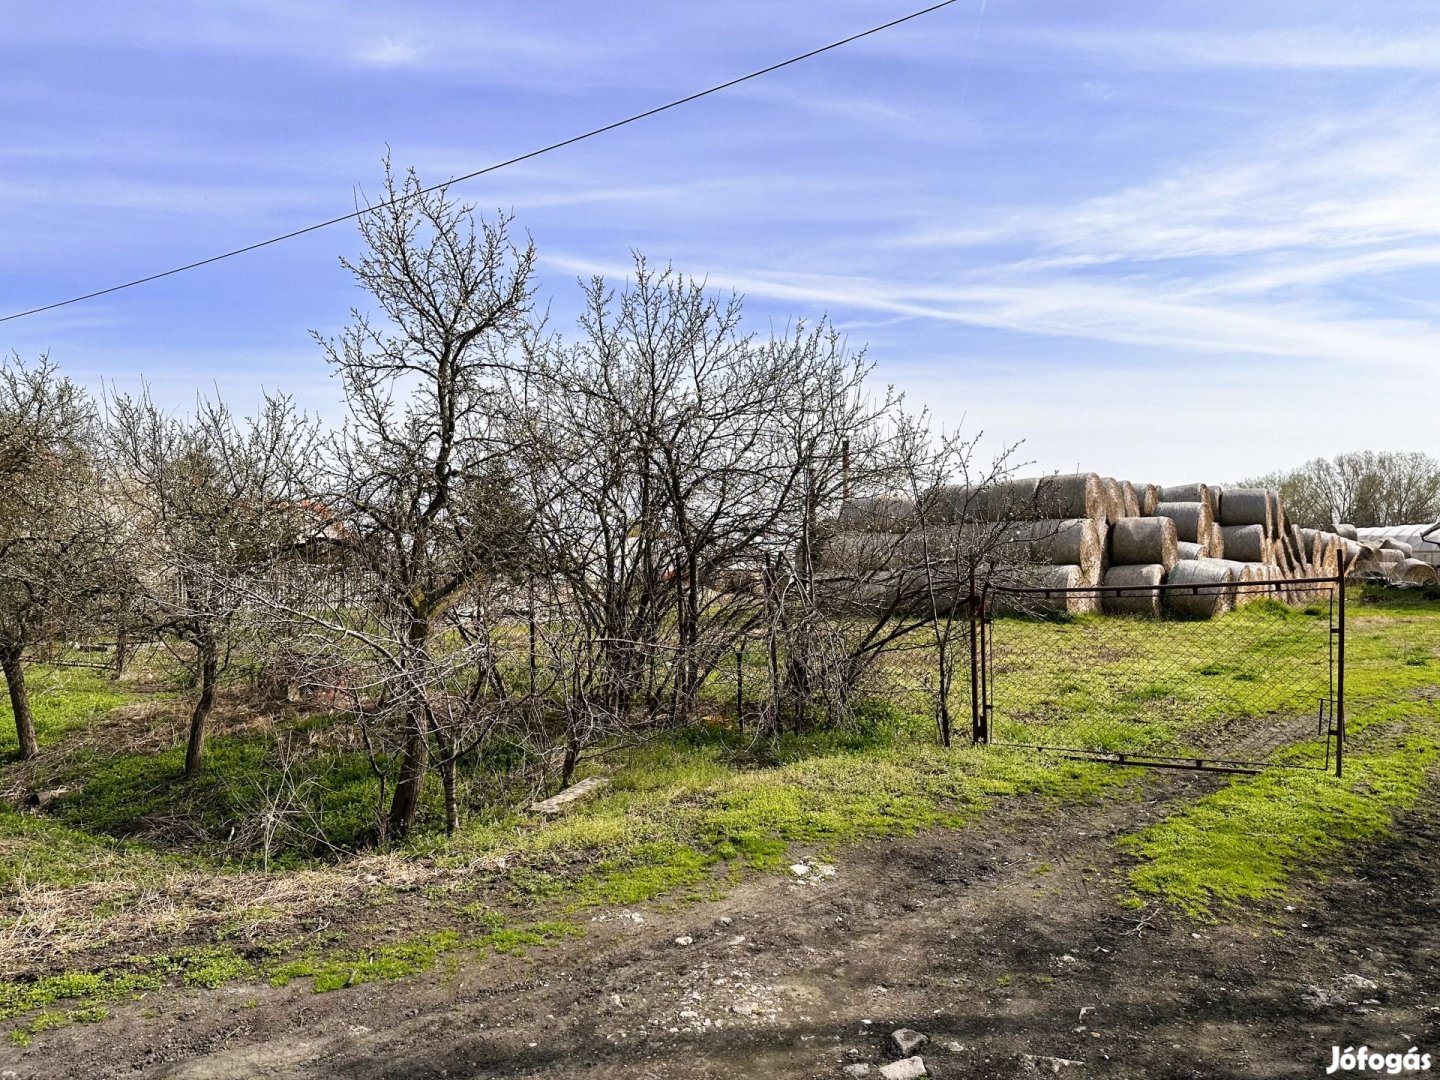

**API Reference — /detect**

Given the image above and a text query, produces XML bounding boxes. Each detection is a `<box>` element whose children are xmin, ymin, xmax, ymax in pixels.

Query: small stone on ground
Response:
<box><xmin>878</xmin><ymin>1057</ymin><xmax>927</xmax><ymax>1080</ymax></box>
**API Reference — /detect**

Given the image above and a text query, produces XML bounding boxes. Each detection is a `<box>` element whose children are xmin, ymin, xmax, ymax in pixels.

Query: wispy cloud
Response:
<box><xmin>1025</xmin><ymin>27</ymin><xmax>1440</xmax><ymax>71</ymax></box>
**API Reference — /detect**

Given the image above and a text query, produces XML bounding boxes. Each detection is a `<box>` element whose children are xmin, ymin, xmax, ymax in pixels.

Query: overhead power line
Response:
<box><xmin>1</xmin><ymin>0</ymin><xmax>965</xmax><ymax>326</ymax></box>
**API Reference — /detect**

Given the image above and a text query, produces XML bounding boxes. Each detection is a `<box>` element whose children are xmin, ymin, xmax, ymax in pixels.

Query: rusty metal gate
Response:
<box><xmin>973</xmin><ymin>573</ymin><xmax>1344</xmax><ymax>775</ymax></box>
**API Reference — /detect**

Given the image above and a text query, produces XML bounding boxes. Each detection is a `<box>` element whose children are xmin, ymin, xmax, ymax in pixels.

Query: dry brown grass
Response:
<box><xmin>0</xmin><ymin>852</ymin><xmax>448</xmax><ymax>979</ymax></box>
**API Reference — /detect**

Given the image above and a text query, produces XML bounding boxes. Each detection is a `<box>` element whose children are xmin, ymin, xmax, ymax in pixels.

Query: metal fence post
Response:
<box><xmin>1335</xmin><ymin>569</ymin><xmax>1346</xmax><ymax>778</ymax></box>
<box><xmin>968</xmin><ymin>572</ymin><xmax>983</xmax><ymax>744</ymax></box>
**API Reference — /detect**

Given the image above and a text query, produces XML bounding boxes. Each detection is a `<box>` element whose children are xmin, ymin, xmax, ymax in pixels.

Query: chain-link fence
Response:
<box><xmin>978</xmin><ymin>575</ymin><xmax>1344</xmax><ymax>774</ymax></box>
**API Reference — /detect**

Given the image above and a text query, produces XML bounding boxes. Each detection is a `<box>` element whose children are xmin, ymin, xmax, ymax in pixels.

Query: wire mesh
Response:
<box><xmin>980</xmin><ymin>575</ymin><xmax>1343</xmax><ymax>773</ymax></box>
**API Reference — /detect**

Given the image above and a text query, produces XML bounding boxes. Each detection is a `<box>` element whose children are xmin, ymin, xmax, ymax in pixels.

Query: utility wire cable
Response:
<box><xmin>1</xmin><ymin>0</ymin><xmax>964</xmax><ymax>325</ymax></box>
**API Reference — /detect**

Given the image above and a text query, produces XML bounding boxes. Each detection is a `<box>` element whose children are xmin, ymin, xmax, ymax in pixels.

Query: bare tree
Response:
<box><xmin>1246</xmin><ymin>451</ymin><xmax>1440</xmax><ymax>527</ymax></box>
<box><xmin>0</xmin><ymin>355</ymin><xmax>115</xmax><ymax>759</ymax></box>
<box><xmin>105</xmin><ymin>392</ymin><xmax>317</xmax><ymax>776</ymax></box>
<box><xmin>503</xmin><ymin>259</ymin><xmax>928</xmax><ymax>761</ymax></box>
<box><xmin>315</xmin><ymin>161</ymin><xmax>536</xmax><ymax>838</ymax></box>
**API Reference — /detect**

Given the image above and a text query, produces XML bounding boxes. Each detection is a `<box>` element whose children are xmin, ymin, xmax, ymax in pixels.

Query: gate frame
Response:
<box><xmin>969</xmin><ymin>570</ymin><xmax>1346</xmax><ymax>777</ymax></box>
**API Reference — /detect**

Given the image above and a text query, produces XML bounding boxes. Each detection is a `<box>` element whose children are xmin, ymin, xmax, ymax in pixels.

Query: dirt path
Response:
<box><xmin>7</xmin><ymin>770</ymin><xmax>1438</xmax><ymax>1079</ymax></box>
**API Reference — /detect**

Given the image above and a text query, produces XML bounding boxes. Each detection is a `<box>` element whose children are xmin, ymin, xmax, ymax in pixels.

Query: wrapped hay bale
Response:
<box><xmin>1286</xmin><ymin>525</ymin><xmax>1311</xmax><ymax>573</ymax></box>
<box><xmin>1270</xmin><ymin>490</ymin><xmax>1286</xmax><ymax>538</ymax></box>
<box><xmin>1391</xmin><ymin>559</ymin><xmax>1439</xmax><ymax>587</ymax></box>
<box><xmin>1376</xmin><ymin>548</ymin><xmax>1404</xmax><ymax>565</ymax></box>
<box><xmin>1233</xmin><ymin>562</ymin><xmax>1271</xmax><ymax>606</ymax></box>
<box><xmin>1139</xmin><ymin>483</ymin><xmax>1159</xmax><ymax>516</ymax></box>
<box><xmin>1160</xmin><ymin>483</ymin><xmax>1211</xmax><ymax>513</ymax></box>
<box><xmin>1009</xmin><ymin>518</ymin><xmax>1105</xmax><ymax>580</ymax></box>
<box><xmin>997</xmin><ymin>564</ymin><xmax>1100</xmax><ymax>616</ymax></box>
<box><xmin>1334</xmin><ymin>537</ymin><xmax>1363</xmax><ymax>570</ymax></box>
<box><xmin>837</xmin><ymin>495</ymin><xmax>915</xmax><ymax>532</ymax></box>
<box><xmin>1101</xmin><ymin>477</ymin><xmax>1125</xmax><ymax>523</ymax></box>
<box><xmin>821</xmin><ymin>530</ymin><xmax>908</xmax><ymax>572</ymax></box>
<box><xmin>1203</xmin><ymin>521</ymin><xmax>1225</xmax><ymax>558</ymax></box>
<box><xmin>1217</xmin><ymin>488</ymin><xmax>1272</xmax><ymax>533</ymax></box>
<box><xmin>1380</xmin><ymin>538</ymin><xmax>1415</xmax><ymax>558</ymax></box>
<box><xmin>930</xmin><ymin>477</ymin><xmax>1046</xmax><ymax>523</ymax></box>
<box><xmin>1176</xmin><ymin>541</ymin><xmax>1205</xmax><ymax>561</ymax></box>
<box><xmin>1100</xmin><ymin>563</ymin><xmax>1165</xmax><ymax>617</ymax></box>
<box><xmin>1330</xmin><ymin>523</ymin><xmax>1359</xmax><ymax>541</ymax></box>
<box><xmin>1153</xmin><ymin>500</ymin><xmax>1213</xmax><ymax>544</ymax></box>
<box><xmin>1139</xmin><ymin>483</ymin><xmax>1160</xmax><ymax>516</ymax></box>
<box><xmin>1121</xmin><ymin>481</ymin><xmax>1140</xmax><ymax>519</ymax></box>
<box><xmin>1035</xmin><ymin>472</ymin><xmax>1109</xmax><ymax>522</ymax></box>
<box><xmin>1219</xmin><ymin>524</ymin><xmax>1267</xmax><ymax>563</ymax></box>
<box><xmin>1165</xmin><ymin>558</ymin><xmax>1238</xmax><ymax>618</ymax></box>
<box><xmin>1109</xmin><ymin>516</ymin><xmax>1179</xmax><ymax>571</ymax></box>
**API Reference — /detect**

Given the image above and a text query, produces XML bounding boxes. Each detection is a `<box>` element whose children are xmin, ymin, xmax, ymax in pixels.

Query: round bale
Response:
<box><xmin>1035</xmin><ymin>472</ymin><xmax>1108</xmax><ymax>522</ymax></box>
<box><xmin>1203</xmin><ymin>522</ymin><xmax>1225</xmax><ymax>558</ymax></box>
<box><xmin>1165</xmin><ymin>558</ymin><xmax>1237</xmax><ymax>618</ymax></box>
<box><xmin>821</xmin><ymin>531</ymin><xmax>908</xmax><ymax>573</ymax></box>
<box><xmin>1153</xmin><ymin>501</ymin><xmax>1213</xmax><ymax>544</ymax></box>
<box><xmin>1011</xmin><ymin>518</ymin><xmax>1105</xmax><ymax>578</ymax></box>
<box><xmin>1140</xmin><ymin>483</ymin><xmax>1160</xmax><ymax>516</ymax></box>
<box><xmin>1100</xmin><ymin>563</ymin><xmax>1165</xmax><ymax>617</ymax></box>
<box><xmin>1109</xmin><ymin>516</ymin><xmax>1179</xmax><ymax>571</ymax></box>
<box><xmin>1269</xmin><ymin>490</ymin><xmax>1286</xmax><ymax>538</ymax></box>
<box><xmin>1391</xmin><ymin>559</ymin><xmax>1439</xmax><ymax>587</ymax></box>
<box><xmin>1220</xmin><ymin>524</ymin><xmax>1267</xmax><ymax>563</ymax></box>
<box><xmin>1121</xmin><ymin>480</ymin><xmax>1140</xmax><ymax>519</ymax></box>
<box><xmin>1232</xmin><ymin>562</ymin><xmax>1271</xmax><ymax>606</ymax></box>
<box><xmin>1217</xmin><ymin>488</ymin><xmax>1272</xmax><ymax>532</ymax></box>
<box><xmin>836</xmin><ymin>496</ymin><xmax>915</xmax><ymax>532</ymax></box>
<box><xmin>1022</xmin><ymin>564</ymin><xmax>1101</xmax><ymax>616</ymax></box>
<box><xmin>1160</xmin><ymin>483</ymin><xmax>1211</xmax><ymax>513</ymax></box>
<box><xmin>1101</xmin><ymin>477</ymin><xmax>1125</xmax><ymax>523</ymax></box>
<box><xmin>1176</xmin><ymin>541</ymin><xmax>1205</xmax><ymax>561</ymax></box>
<box><xmin>931</xmin><ymin>477</ymin><xmax>1052</xmax><ymax>523</ymax></box>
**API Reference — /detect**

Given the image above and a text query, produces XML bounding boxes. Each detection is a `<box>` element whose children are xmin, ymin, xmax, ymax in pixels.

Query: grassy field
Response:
<box><xmin>0</xmin><ymin>585</ymin><xmax>1436</xmax><ymax>1044</ymax></box>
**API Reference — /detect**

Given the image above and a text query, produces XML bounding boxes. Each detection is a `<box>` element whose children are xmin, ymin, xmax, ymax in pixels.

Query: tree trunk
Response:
<box><xmin>184</xmin><ymin>635</ymin><xmax>218</xmax><ymax>777</ymax></box>
<box><xmin>112</xmin><ymin>623</ymin><xmax>128</xmax><ymax>680</ymax></box>
<box><xmin>387</xmin><ymin>720</ymin><xmax>430</xmax><ymax>838</ymax></box>
<box><xmin>1</xmin><ymin>646</ymin><xmax>38</xmax><ymax>760</ymax></box>
<box><xmin>387</xmin><ymin>618</ymin><xmax>432</xmax><ymax>838</ymax></box>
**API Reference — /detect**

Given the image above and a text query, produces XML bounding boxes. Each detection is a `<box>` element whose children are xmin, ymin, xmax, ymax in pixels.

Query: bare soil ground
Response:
<box><xmin>5</xmin><ymin>771</ymin><xmax>1437</xmax><ymax>1080</ymax></box>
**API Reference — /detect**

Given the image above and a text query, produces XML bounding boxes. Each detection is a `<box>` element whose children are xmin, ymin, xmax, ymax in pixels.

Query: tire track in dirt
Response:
<box><xmin>8</xmin><ymin>766</ymin><xmax>1438</xmax><ymax>1079</ymax></box>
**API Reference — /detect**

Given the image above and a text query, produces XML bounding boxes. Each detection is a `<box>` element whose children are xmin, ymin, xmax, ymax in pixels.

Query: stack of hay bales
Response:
<box><xmin>828</xmin><ymin>470</ymin><xmax>1357</xmax><ymax>620</ymax></box>
<box><xmin>1318</xmin><ymin>523</ymin><xmax>1439</xmax><ymax>588</ymax></box>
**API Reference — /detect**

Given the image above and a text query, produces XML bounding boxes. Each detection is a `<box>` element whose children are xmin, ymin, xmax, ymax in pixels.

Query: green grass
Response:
<box><xmin>3</xmin><ymin>587</ymin><xmax>1438</xmax><ymax>1042</ymax></box>
<box><xmin>430</xmin><ymin>715</ymin><xmax>1131</xmax><ymax>911</ymax></box>
<box><xmin>0</xmin><ymin>665</ymin><xmax>134</xmax><ymax>757</ymax></box>
<box><xmin>1119</xmin><ymin>587</ymin><xmax>1440</xmax><ymax>917</ymax></box>
<box><xmin>986</xmin><ymin>599</ymin><xmax>1344</xmax><ymax>761</ymax></box>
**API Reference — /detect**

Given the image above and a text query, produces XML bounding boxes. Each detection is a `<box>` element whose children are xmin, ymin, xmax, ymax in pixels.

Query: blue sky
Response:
<box><xmin>3</xmin><ymin>0</ymin><xmax>1438</xmax><ymax>483</ymax></box>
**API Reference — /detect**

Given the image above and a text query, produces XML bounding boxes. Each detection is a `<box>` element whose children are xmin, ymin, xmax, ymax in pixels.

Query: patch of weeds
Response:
<box><xmin>268</xmin><ymin>930</ymin><xmax>465</xmax><ymax>992</ymax></box>
<box><xmin>1125</xmin><ymin>683</ymin><xmax>1173</xmax><ymax>702</ymax></box>
<box><xmin>178</xmin><ymin>948</ymin><xmax>253</xmax><ymax>989</ymax></box>
<box><xmin>475</xmin><ymin>922</ymin><xmax>584</xmax><ymax>955</ymax></box>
